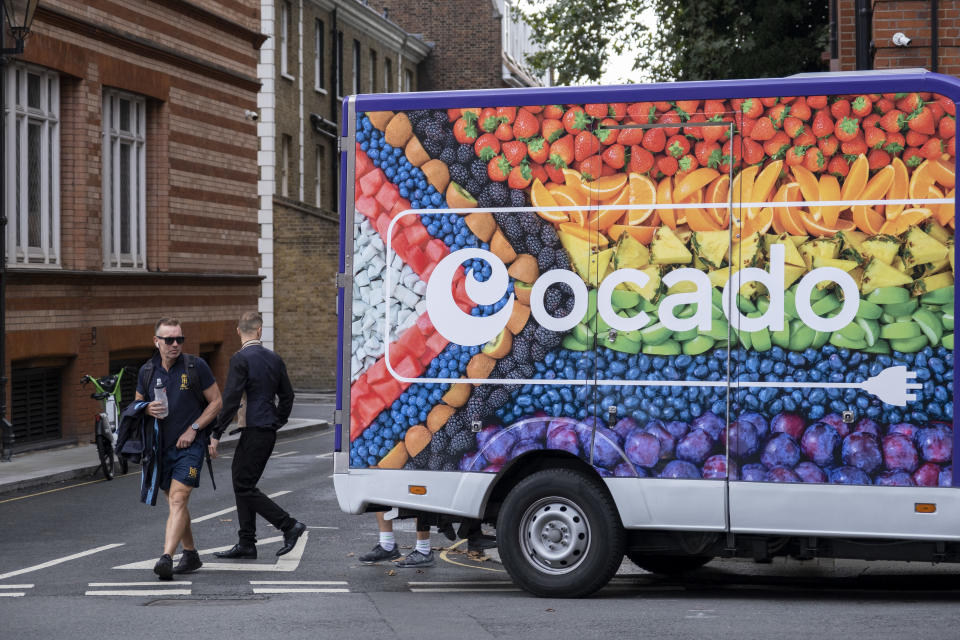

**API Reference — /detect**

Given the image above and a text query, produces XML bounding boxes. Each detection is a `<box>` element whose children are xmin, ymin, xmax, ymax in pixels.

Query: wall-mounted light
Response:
<box><xmin>892</xmin><ymin>32</ymin><xmax>912</xmax><ymax>47</ymax></box>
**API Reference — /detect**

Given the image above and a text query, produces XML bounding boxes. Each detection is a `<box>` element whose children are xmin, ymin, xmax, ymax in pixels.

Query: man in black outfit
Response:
<box><xmin>208</xmin><ymin>311</ymin><xmax>306</xmax><ymax>558</ymax></box>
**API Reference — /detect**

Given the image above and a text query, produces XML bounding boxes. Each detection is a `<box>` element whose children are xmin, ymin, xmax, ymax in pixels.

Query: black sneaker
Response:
<box><xmin>153</xmin><ymin>554</ymin><xmax>173</xmax><ymax>581</ymax></box>
<box><xmin>173</xmin><ymin>549</ymin><xmax>203</xmax><ymax>574</ymax></box>
<box><xmin>396</xmin><ymin>549</ymin><xmax>435</xmax><ymax>568</ymax></box>
<box><xmin>358</xmin><ymin>544</ymin><xmax>401</xmax><ymax>565</ymax></box>
<box><xmin>467</xmin><ymin>534</ymin><xmax>497</xmax><ymax>552</ymax></box>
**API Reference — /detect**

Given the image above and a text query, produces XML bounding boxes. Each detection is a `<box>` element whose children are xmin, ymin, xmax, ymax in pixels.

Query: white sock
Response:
<box><xmin>415</xmin><ymin>538</ymin><xmax>431</xmax><ymax>555</ymax></box>
<box><xmin>379</xmin><ymin>532</ymin><xmax>395</xmax><ymax>551</ymax></box>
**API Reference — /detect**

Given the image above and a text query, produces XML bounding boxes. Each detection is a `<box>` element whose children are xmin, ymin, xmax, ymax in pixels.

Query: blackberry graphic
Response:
<box><xmin>430</xmin><ymin>429</ymin><xmax>449</xmax><ymax>453</ymax></box>
<box><xmin>534</xmin><ymin>326</ymin><xmax>562</xmax><ymax>349</ymax></box>
<box><xmin>465</xmin><ymin>178</ymin><xmax>484</xmax><ymax>196</ymax></box>
<box><xmin>422</xmin><ymin>138</ymin><xmax>443</xmax><ymax>156</ymax></box>
<box><xmin>554</xmin><ymin>247</ymin><xmax>571</xmax><ymax>271</ymax></box>
<box><xmin>488</xmin><ymin>386</ymin><xmax>512</xmax><ymax>408</ymax></box>
<box><xmin>538</xmin><ymin>246</ymin><xmax>556</xmax><ymax>272</ymax></box>
<box><xmin>486</xmin><ymin>182</ymin><xmax>509</xmax><ymax>207</ymax></box>
<box><xmin>493</xmin><ymin>213</ymin><xmax>523</xmax><ymax>244</ymax></box>
<box><xmin>530</xmin><ymin>341</ymin><xmax>549</xmax><ymax>361</ymax></box>
<box><xmin>427</xmin><ymin>454</ymin><xmax>445</xmax><ymax>471</ymax></box>
<box><xmin>407</xmin><ymin>447</ymin><xmax>430</xmax><ymax>470</ymax></box>
<box><xmin>440</xmin><ymin>147</ymin><xmax>456</xmax><ymax>165</ymax></box>
<box><xmin>544</xmin><ymin>286</ymin><xmax>563</xmax><ymax>314</ymax></box>
<box><xmin>465</xmin><ymin>395</ymin><xmax>487</xmax><ymax>423</ymax></box>
<box><xmin>422</xmin><ymin>120</ymin><xmax>444</xmax><ymax>144</ymax></box>
<box><xmin>449</xmin><ymin>163</ymin><xmax>469</xmax><ymax>186</ymax></box>
<box><xmin>470</xmin><ymin>157</ymin><xmax>488</xmax><ymax>182</ymax></box>
<box><xmin>509</xmin><ymin>188</ymin><xmax>527</xmax><ymax>208</ymax></box>
<box><xmin>449</xmin><ymin>429</ymin><xmax>475</xmax><ymax>456</ymax></box>
<box><xmin>518</xmin><ymin>363</ymin><xmax>535</xmax><ymax>378</ymax></box>
<box><xmin>457</xmin><ymin>143</ymin><xmax>475</xmax><ymax>164</ymax></box>
<box><xmin>511</xmin><ymin>337</ymin><xmax>530</xmax><ymax>363</ymax></box>
<box><xmin>561</xmin><ymin>295</ymin><xmax>576</xmax><ymax>315</ymax></box>
<box><xmin>520</xmin><ymin>322</ymin><xmax>537</xmax><ymax>341</ymax></box>
<box><xmin>540</xmin><ymin>224</ymin><xmax>557</xmax><ymax>244</ymax></box>
<box><xmin>525</xmin><ymin>234</ymin><xmax>544</xmax><ymax>255</ymax></box>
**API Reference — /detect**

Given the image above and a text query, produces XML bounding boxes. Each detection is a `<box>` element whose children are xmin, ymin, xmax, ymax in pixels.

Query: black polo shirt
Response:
<box><xmin>137</xmin><ymin>353</ymin><xmax>215</xmax><ymax>448</ymax></box>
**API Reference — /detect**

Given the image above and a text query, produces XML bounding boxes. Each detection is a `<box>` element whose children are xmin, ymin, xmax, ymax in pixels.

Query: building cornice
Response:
<box><xmin>307</xmin><ymin>0</ymin><xmax>432</xmax><ymax>61</ymax></box>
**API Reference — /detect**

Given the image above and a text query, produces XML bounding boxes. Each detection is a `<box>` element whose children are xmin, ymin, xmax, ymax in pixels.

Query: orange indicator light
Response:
<box><xmin>915</xmin><ymin>503</ymin><xmax>936</xmax><ymax>513</ymax></box>
<box><xmin>409</xmin><ymin>485</ymin><xmax>427</xmax><ymax>495</ymax></box>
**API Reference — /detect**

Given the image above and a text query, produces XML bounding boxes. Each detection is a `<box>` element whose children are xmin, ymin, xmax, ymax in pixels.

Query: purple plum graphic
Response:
<box><xmin>819</xmin><ymin>413</ymin><xmax>850</xmax><ymax>438</ymax></box>
<box><xmin>578</xmin><ymin>425</ymin><xmax>624</xmax><ymax>468</ymax></box>
<box><xmin>888</xmin><ymin>422</ymin><xmax>920</xmax><ymax>441</ymax></box>
<box><xmin>642</xmin><ymin>421</ymin><xmax>676</xmax><ymax>459</ymax></box>
<box><xmin>702</xmin><ymin>454</ymin><xmax>728</xmax><ymax>479</ymax></box>
<box><xmin>913</xmin><ymin>462</ymin><xmax>941</xmax><ymax>487</ymax></box>
<box><xmin>660</xmin><ymin>460</ymin><xmax>700</xmax><ymax>479</ymax></box>
<box><xmin>459</xmin><ymin>451</ymin><xmax>487</xmax><ymax>471</ymax></box>
<box><xmin>854</xmin><ymin>417</ymin><xmax>881</xmax><ymax>438</ymax></box>
<box><xmin>612</xmin><ymin>416</ymin><xmax>639</xmax><ymax>444</ymax></box>
<box><xmin>765</xmin><ymin>466</ymin><xmax>801</xmax><ymax>483</ymax></box>
<box><xmin>725</xmin><ymin>420</ymin><xmax>760</xmax><ymax>458</ymax></box>
<box><xmin>939</xmin><ymin>465</ymin><xmax>953</xmax><ymax>487</ymax></box>
<box><xmin>676</xmin><ymin>428</ymin><xmax>714</xmax><ymax>464</ymax></box>
<box><xmin>738</xmin><ymin>411</ymin><xmax>770</xmax><ymax>440</ymax></box>
<box><xmin>741</xmin><ymin>463</ymin><xmax>767</xmax><ymax>482</ymax></box>
<box><xmin>511</xmin><ymin>415</ymin><xmax>550</xmax><ymax>443</ymax></box>
<box><xmin>770</xmin><ymin>413</ymin><xmax>805</xmax><ymax>439</ymax></box>
<box><xmin>482</xmin><ymin>429</ymin><xmax>518</xmax><ymax>465</ymax></box>
<box><xmin>546</xmin><ymin>420</ymin><xmax>579</xmax><ymax>455</ymax></box>
<box><xmin>614</xmin><ymin>461</ymin><xmax>643</xmax><ymax>478</ymax></box>
<box><xmin>829</xmin><ymin>466</ymin><xmax>872</xmax><ymax>485</ymax></box>
<box><xmin>841</xmin><ymin>433</ymin><xmax>882</xmax><ymax>474</ymax></box>
<box><xmin>663</xmin><ymin>420</ymin><xmax>690</xmax><ymax>440</ymax></box>
<box><xmin>476</xmin><ymin>425</ymin><xmax>502</xmax><ymax>451</ymax></box>
<box><xmin>882</xmin><ymin>433</ymin><xmax>919</xmax><ymax>473</ymax></box>
<box><xmin>511</xmin><ymin>440</ymin><xmax>544</xmax><ymax>457</ymax></box>
<box><xmin>761</xmin><ymin>433</ymin><xmax>801</xmax><ymax>469</ymax></box>
<box><xmin>875</xmin><ymin>470</ymin><xmax>916</xmax><ymax>486</ymax></box>
<box><xmin>801</xmin><ymin>422</ymin><xmax>840</xmax><ymax>466</ymax></box>
<box><xmin>916</xmin><ymin>425</ymin><xmax>952</xmax><ymax>464</ymax></box>
<box><xmin>794</xmin><ymin>461</ymin><xmax>827</xmax><ymax>483</ymax></box>
<box><xmin>625</xmin><ymin>429</ymin><xmax>661</xmax><ymax>468</ymax></box>
<box><xmin>691</xmin><ymin>411</ymin><xmax>724</xmax><ymax>441</ymax></box>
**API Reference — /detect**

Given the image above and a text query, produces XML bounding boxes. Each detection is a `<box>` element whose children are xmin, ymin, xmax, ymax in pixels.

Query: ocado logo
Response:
<box><xmin>425</xmin><ymin>244</ymin><xmax>860</xmax><ymax>346</ymax></box>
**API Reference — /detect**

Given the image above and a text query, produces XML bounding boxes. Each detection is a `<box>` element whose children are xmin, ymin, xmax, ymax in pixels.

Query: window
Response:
<box><xmin>102</xmin><ymin>89</ymin><xmax>146</xmax><ymax>269</ymax></box>
<box><xmin>279</xmin><ymin>1</ymin><xmax>291</xmax><ymax>77</ymax></box>
<box><xmin>280</xmin><ymin>134</ymin><xmax>291</xmax><ymax>198</ymax></box>
<box><xmin>11</xmin><ymin>365</ymin><xmax>62</xmax><ymax>444</ymax></box>
<box><xmin>4</xmin><ymin>63</ymin><xmax>60</xmax><ymax>267</ymax></box>
<box><xmin>314</xmin><ymin>19</ymin><xmax>325</xmax><ymax>92</ymax></box>
<box><xmin>336</xmin><ymin>30</ymin><xmax>343</xmax><ymax>98</ymax></box>
<box><xmin>368</xmin><ymin>50</ymin><xmax>377</xmax><ymax>93</ymax></box>
<box><xmin>352</xmin><ymin>40</ymin><xmax>361</xmax><ymax>95</ymax></box>
<box><xmin>315</xmin><ymin>145</ymin><xmax>324</xmax><ymax>207</ymax></box>
<box><xmin>384</xmin><ymin>58</ymin><xmax>393</xmax><ymax>92</ymax></box>
<box><xmin>403</xmin><ymin>68</ymin><xmax>413</xmax><ymax>92</ymax></box>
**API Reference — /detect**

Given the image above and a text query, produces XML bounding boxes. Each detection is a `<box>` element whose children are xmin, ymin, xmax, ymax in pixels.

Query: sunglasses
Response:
<box><xmin>156</xmin><ymin>336</ymin><xmax>186</xmax><ymax>345</ymax></box>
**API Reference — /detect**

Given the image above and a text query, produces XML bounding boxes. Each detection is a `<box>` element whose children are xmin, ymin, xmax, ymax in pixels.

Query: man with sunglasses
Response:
<box><xmin>135</xmin><ymin>317</ymin><xmax>222</xmax><ymax>580</ymax></box>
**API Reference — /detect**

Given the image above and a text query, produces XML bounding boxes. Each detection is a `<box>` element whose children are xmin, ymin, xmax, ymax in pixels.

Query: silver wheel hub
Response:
<box><xmin>519</xmin><ymin>497</ymin><xmax>590</xmax><ymax>575</ymax></box>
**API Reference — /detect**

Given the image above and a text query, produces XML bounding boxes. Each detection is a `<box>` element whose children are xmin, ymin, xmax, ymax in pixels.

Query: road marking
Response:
<box><xmin>409</xmin><ymin>587</ymin><xmax>520</xmax><ymax>593</ymax></box>
<box><xmin>307</xmin><ymin>526</ymin><xmax>339</xmax><ymax>530</ymax></box>
<box><xmin>88</xmin><ymin>582</ymin><xmax>192</xmax><ymax>587</ymax></box>
<box><xmin>86</xmin><ymin>589</ymin><xmax>192</xmax><ymax>596</ymax></box>
<box><xmin>0</xmin><ymin>592</ymin><xmax>27</xmax><ymax>597</ymax></box>
<box><xmin>252</xmin><ymin>587</ymin><xmax>349</xmax><ymax>594</ymax></box>
<box><xmin>0</xmin><ymin>583</ymin><xmax>33</xmax><ymax>597</ymax></box>
<box><xmin>191</xmin><ymin>491</ymin><xmax>291</xmax><ymax>523</ymax></box>
<box><xmin>438</xmin><ymin>539</ymin><xmax>506</xmax><ymax>574</ymax></box>
<box><xmin>272</xmin><ymin>451</ymin><xmax>298</xmax><ymax>457</ymax></box>
<box><xmin>115</xmin><ymin>533</ymin><xmax>308</xmax><ymax>572</ymax></box>
<box><xmin>0</xmin><ymin>472</ymin><xmax>136</xmax><ymax>504</ymax></box>
<box><xmin>315</xmin><ymin>452</ymin><xmax>334</xmax><ymax>459</ymax></box>
<box><xmin>408</xmin><ymin>580</ymin><xmax>513</xmax><ymax>586</ymax></box>
<box><xmin>250</xmin><ymin>580</ymin><xmax>347</xmax><ymax>585</ymax></box>
<box><xmin>0</xmin><ymin>543</ymin><xmax>125</xmax><ymax>581</ymax></box>
<box><xmin>250</xmin><ymin>580</ymin><xmax>349</xmax><ymax>594</ymax></box>
<box><xmin>0</xmin><ymin>584</ymin><xmax>33</xmax><ymax>589</ymax></box>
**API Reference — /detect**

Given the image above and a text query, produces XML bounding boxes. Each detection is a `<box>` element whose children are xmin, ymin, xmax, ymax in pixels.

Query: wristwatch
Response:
<box><xmin>191</xmin><ymin>422</ymin><xmax>200</xmax><ymax>431</ymax></box>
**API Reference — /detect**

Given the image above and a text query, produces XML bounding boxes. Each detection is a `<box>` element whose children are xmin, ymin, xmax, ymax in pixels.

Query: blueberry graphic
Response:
<box><xmin>800</xmin><ymin>422</ymin><xmax>840</xmax><ymax>467</ymax></box>
<box><xmin>676</xmin><ymin>428</ymin><xmax>713</xmax><ymax>464</ymax></box>
<box><xmin>841</xmin><ymin>432</ymin><xmax>883</xmax><ymax>474</ymax></box>
<box><xmin>741</xmin><ymin>463</ymin><xmax>767</xmax><ymax>482</ymax></box>
<box><xmin>761</xmin><ymin>433</ymin><xmax>801</xmax><ymax>469</ymax></box>
<box><xmin>912</xmin><ymin>462</ymin><xmax>941</xmax><ymax>487</ymax></box>
<box><xmin>829</xmin><ymin>466</ymin><xmax>872</xmax><ymax>485</ymax></box>
<box><xmin>770</xmin><ymin>413</ymin><xmax>805</xmax><ymax>440</ymax></box>
<box><xmin>795</xmin><ymin>461</ymin><xmax>827</xmax><ymax>484</ymax></box>
<box><xmin>882</xmin><ymin>433</ymin><xmax>920</xmax><ymax>472</ymax></box>
<box><xmin>625</xmin><ymin>429</ymin><xmax>661</xmax><ymax>468</ymax></box>
<box><xmin>875</xmin><ymin>470</ymin><xmax>916</xmax><ymax>486</ymax></box>
<box><xmin>764</xmin><ymin>466</ymin><xmax>801</xmax><ymax>483</ymax></box>
<box><xmin>691</xmin><ymin>411</ymin><xmax>724</xmax><ymax>441</ymax></box>
<box><xmin>660</xmin><ymin>460</ymin><xmax>700</xmax><ymax>479</ymax></box>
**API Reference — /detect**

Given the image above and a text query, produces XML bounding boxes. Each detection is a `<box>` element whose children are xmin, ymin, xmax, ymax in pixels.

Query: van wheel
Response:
<box><xmin>498</xmin><ymin>468</ymin><xmax>624</xmax><ymax>598</ymax></box>
<box><xmin>627</xmin><ymin>552</ymin><xmax>712</xmax><ymax>575</ymax></box>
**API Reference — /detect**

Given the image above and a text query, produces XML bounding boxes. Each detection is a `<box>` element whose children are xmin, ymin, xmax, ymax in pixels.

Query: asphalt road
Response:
<box><xmin>1</xmin><ymin>424</ymin><xmax>959</xmax><ymax>640</ymax></box>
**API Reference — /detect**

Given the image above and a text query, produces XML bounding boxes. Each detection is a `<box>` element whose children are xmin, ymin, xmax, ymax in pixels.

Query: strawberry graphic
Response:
<box><xmin>738</xmin><ymin>98</ymin><xmax>763</xmax><ymax>119</ymax></box>
<box><xmin>487</xmin><ymin>155</ymin><xmax>511</xmax><ymax>182</ymax></box>
<box><xmin>585</xmin><ymin>103</ymin><xmax>611</xmax><ymax>118</ymax></box>
<box><xmin>935</xmin><ymin>94</ymin><xmax>956</xmax><ymax>116</ymax></box>
<box><xmin>453</xmin><ymin>114</ymin><xmax>479</xmax><ymax>144</ymax></box>
<box><xmin>879</xmin><ymin>109</ymin><xmax>905</xmax><ymax>133</ymax></box>
<box><xmin>785</xmin><ymin>145</ymin><xmax>809</xmax><ymax>167</ymax></box>
<box><xmin>677</xmin><ymin>154</ymin><xmax>699</xmax><ymax>173</ymax></box>
<box><xmin>863</xmin><ymin>113</ymin><xmax>881</xmax><ymax>130</ymax></box>
<box><xmin>666</xmin><ymin>134</ymin><xmax>690</xmax><ymax>158</ymax></box>
<box><xmin>627</xmin><ymin>101</ymin><xmax>656</xmax><ymax>124</ymax></box>
<box><xmin>562</xmin><ymin>106</ymin><xmax>591</xmax><ymax>134</ymax></box>
<box><xmin>658</xmin><ymin>110</ymin><xmax>682</xmax><ymax>135</ymax></box>
<box><xmin>494</xmin><ymin>121</ymin><xmax>514</xmax><ymax>142</ymax></box>
<box><xmin>641</xmin><ymin>127</ymin><xmax>666</xmax><ymax>152</ymax></box>
<box><xmin>902</xmin><ymin>147</ymin><xmax>924</xmax><ymax>168</ymax></box>
<box><xmin>895</xmin><ymin>93</ymin><xmax>923</xmax><ymax>114</ymax></box>
<box><xmin>609</xmin><ymin>103</ymin><xmax>627</xmax><ymax>119</ymax></box>
<box><xmin>905</xmin><ymin>129</ymin><xmax>929</xmax><ymax>148</ymax></box>
<box><xmin>574</xmin><ymin>130</ymin><xmax>601</xmax><ymax>162</ymax></box>
<box><xmin>794</xmin><ymin>130</ymin><xmax>817</xmax><ymax>147</ymax></box>
<box><xmin>812</xmin><ymin>109</ymin><xmax>835</xmax><ymax>138</ymax></box>
<box><xmin>749</xmin><ymin>117</ymin><xmax>776</xmax><ymax>141</ymax></box>
<box><xmin>840</xmin><ymin>134</ymin><xmax>868</xmax><ymax>156</ymax></box>
<box><xmin>743</xmin><ymin>138</ymin><xmax>765</xmax><ymax>165</ymax></box>
<box><xmin>526</xmin><ymin>137</ymin><xmax>549</xmax><ymax>165</ymax></box>
<box><xmin>807</xmin><ymin>96</ymin><xmax>828</xmax><ymax>109</ymax></box>
<box><xmin>507</xmin><ymin>163</ymin><xmax>532</xmax><ymax>189</ymax></box>
<box><xmin>544</xmin><ymin>162</ymin><xmax>565</xmax><ymax>184</ymax></box>
<box><xmin>764</xmin><ymin>131</ymin><xmax>791</xmax><ymax>159</ymax></box>
<box><xmin>446</xmin><ymin>108</ymin><xmax>462</xmax><ymax>122</ymax></box>
<box><xmin>817</xmin><ymin>134</ymin><xmax>839</xmax><ymax>157</ymax></box>
<box><xmin>908</xmin><ymin>106</ymin><xmax>936</xmax><ymax>135</ymax></box>
<box><xmin>529</xmin><ymin>162</ymin><xmax>548</xmax><ymax>185</ymax></box>
<box><xmin>830</xmin><ymin>99</ymin><xmax>851</xmax><ymax>120</ymax></box>
<box><xmin>864</xmin><ymin>126</ymin><xmax>887</xmax><ymax>149</ymax></box>
<box><xmin>803</xmin><ymin>146</ymin><xmax>825</xmax><ymax>172</ymax></box>
<box><xmin>703</xmin><ymin>100</ymin><xmax>726</xmax><ymax>119</ymax></box>
<box><xmin>789</xmin><ymin>98</ymin><xmax>812</xmax><ymax>121</ymax></box>
<box><xmin>601</xmin><ymin>143</ymin><xmax>626</xmax><ymax>169</ymax></box>
<box><xmin>654</xmin><ymin>101</ymin><xmax>671</xmax><ymax>112</ymax></box>
<box><xmin>874</xmin><ymin>97</ymin><xmax>895</xmax><ymax>114</ymax></box>
<box><xmin>502</xmin><ymin>140</ymin><xmax>527</xmax><ymax>167</ymax></box>
<box><xmin>512</xmin><ymin>108</ymin><xmax>540</xmax><ymax>140</ymax></box>
<box><xmin>549</xmin><ymin>134</ymin><xmax>574</xmax><ymax>167</ymax></box>
<box><xmin>683</xmin><ymin>113</ymin><xmax>707</xmax><ymax>139</ymax></box>
<box><xmin>541</xmin><ymin>118</ymin><xmax>564</xmax><ymax>143</ymax></box>
<box><xmin>474</xmin><ymin>133</ymin><xmax>501</xmax><ymax>161</ymax></box>
<box><xmin>783</xmin><ymin>116</ymin><xmax>805</xmax><ymax>138</ymax></box>
<box><xmin>767</xmin><ymin>104</ymin><xmax>790</xmax><ymax>128</ymax></box>
<box><xmin>521</xmin><ymin>105</ymin><xmax>544</xmax><ymax>114</ymax></box>
<box><xmin>596</xmin><ymin>118</ymin><xmax>619</xmax><ymax>145</ymax></box>
<box><xmin>578</xmin><ymin>155</ymin><xmax>603</xmax><ymax>181</ymax></box>
<box><xmin>617</xmin><ymin>124</ymin><xmax>645</xmax><ymax>146</ymax></box>
<box><xmin>543</xmin><ymin>105</ymin><xmax>564</xmax><ymax>119</ymax></box>
<box><xmin>867</xmin><ymin>148</ymin><xmax>891</xmax><ymax>171</ymax></box>
<box><xmin>675</xmin><ymin>100</ymin><xmax>700</xmax><ymax>119</ymax></box>
<box><xmin>629</xmin><ymin>146</ymin><xmax>654</xmax><ymax>174</ymax></box>
<box><xmin>656</xmin><ymin>154</ymin><xmax>679</xmax><ymax>176</ymax></box>
<box><xmin>479</xmin><ymin>107</ymin><xmax>501</xmax><ymax>133</ymax></box>
<box><xmin>851</xmin><ymin>95</ymin><xmax>873</xmax><ymax>118</ymax></box>
<box><xmin>928</xmin><ymin>101</ymin><xmax>945</xmax><ymax>122</ymax></box>
<box><xmin>938</xmin><ymin>115</ymin><xmax>955</xmax><ymax>139</ymax></box>
<box><xmin>496</xmin><ymin>106</ymin><xmax>517</xmax><ymax>124</ymax></box>
<box><xmin>919</xmin><ymin>137</ymin><xmax>944</xmax><ymax>160</ymax></box>
<box><xmin>883</xmin><ymin>132</ymin><xmax>906</xmax><ymax>154</ymax></box>
<box><xmin>834</xmin><ymin>117</ymin><xmax>860</xmax><ymax>142</ymax></box>
<box><xmin>719</xmin><ymin>136</ymin><xmax>742</xmax><ymax>172</ymax></box>
<box><xmin>827</xmin><ymin>155</ymin><xmax>850</xmax><ymax>178</ymax></box>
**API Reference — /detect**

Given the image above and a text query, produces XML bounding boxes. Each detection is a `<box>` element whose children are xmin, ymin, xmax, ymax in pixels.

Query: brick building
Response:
<box><xmin>261</xmin><ymin>0</ymin><xmax>545</xmax><ymax>391</ymax></box>
<box><xmin>830</xmin><ymin>0</ymin><xmax>960</xmax><ymax>74</ymax></box>
<box><xmin>3</xmin><ymin>1</ymin><xmax>263</xmax><ymax>448</ymax></box>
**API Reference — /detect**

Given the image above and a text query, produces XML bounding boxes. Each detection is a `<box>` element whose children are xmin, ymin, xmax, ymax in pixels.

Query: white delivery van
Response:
<box><xmin>334</xmin><ymin>70</ymin><xmax>959</xmax><ymax>597</ymax></box>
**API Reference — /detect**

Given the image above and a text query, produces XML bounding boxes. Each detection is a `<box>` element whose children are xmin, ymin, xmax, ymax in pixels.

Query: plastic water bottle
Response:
<box><xmin>154</xmin><ymin>378</ymin><xmax>168</xmax><ymax>419</ymax></box>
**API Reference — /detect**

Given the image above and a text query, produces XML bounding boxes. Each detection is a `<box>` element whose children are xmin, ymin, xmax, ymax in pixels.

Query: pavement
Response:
<box><xmin>0</xmin><ymin>392</ymin><xmax>336</xmax><ymax>496</ymax></box>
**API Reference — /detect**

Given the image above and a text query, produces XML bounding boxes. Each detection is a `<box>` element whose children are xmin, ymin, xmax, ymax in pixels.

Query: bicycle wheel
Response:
<box><xmin>95</xmin><ymin>417</ymin><xmax>115</xmax><ymax>480</ymax></box>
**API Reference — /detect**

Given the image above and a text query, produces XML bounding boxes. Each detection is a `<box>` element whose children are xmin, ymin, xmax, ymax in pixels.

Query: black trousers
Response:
<box><xmin>232</xmin><ymin>427</ymin><xmax>295</xmax><ymax>544</ymax></box>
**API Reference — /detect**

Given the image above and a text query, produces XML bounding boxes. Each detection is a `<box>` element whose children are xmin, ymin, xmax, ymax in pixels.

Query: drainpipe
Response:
<box><xmin>931</xmin><ymin>0</ymin><xmax>939</xmax><ymax>72</ymax></box>
<box><xmin>331</xmin><ymin>6</ymin><xmax>339</xmax><ymax>213</ymax></box>
<box><xmin>829</xmin><ymin>0</ymin><xmax>839</xmax><ymax>70</ymax></box>
<box><xmin>855</xmin><ymin>0</ymin><xmax>873</xmax><ymax>70</ymax></box>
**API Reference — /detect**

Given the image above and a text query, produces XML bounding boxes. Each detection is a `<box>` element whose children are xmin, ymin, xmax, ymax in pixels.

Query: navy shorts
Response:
<box><xmin>160</xmin><ymin>439</ymin><xmax>205</xmax><ymax>491</ymax></box>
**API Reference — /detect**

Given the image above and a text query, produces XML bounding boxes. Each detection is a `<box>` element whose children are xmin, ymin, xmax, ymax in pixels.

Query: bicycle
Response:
<box><xmin>81</xmin><ymin>367</ymin><xmax>134</xmax><ymax>480</ymax></box>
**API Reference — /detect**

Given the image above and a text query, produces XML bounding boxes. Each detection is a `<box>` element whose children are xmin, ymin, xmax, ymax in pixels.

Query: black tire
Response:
<box><xmin>95</xmin><ymin>423</ymin><xmax>115</xmax><ymax>481</ymax></box>
<box><xmin>627</xmin><ymin>553</ymin><xmax>712</xmax><ymax>575</ymax></box>
<box><xmin>498</xmin><ymin>468</ymin><xmax>624</xmax><ymax>598</ymax></box>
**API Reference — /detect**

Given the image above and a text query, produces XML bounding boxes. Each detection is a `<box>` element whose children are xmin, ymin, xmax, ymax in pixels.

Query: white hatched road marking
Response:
<box><xmin>272</xmin><ymin>451</ymin><xmax>298</xmax><ymax>457</ymax></box>
<box><xmin>250</xmin><ymin>580</ymin><xmax>349</xmax><ymax>594</ymax></box>
<box><xmin>114</xmin><ymin>532</ymin><xmax>307</xmax><ymax>572</ymax></box>
<box><xmin>0</xmin><ymin>584</ymin><xmax>33</xmax><ymax>597</ymax></box>
<box><xmin>86</xmin><ymin>581</ymin><xmax>191</xmax><ymax>597</ymax></box>
<box><xmin>191</xmin><ymin>491</ymin><xmax>291</xmax><ymax>523</ymax></box>
<box><xmin>0</xmin><ymin>544</ymin><xmax>124</xmax><ymax>581</ymax></box>
<box><xmin>88</xmin><ymin>582</ymin><xmax>192</xmax><ymax>587</ymax></box>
